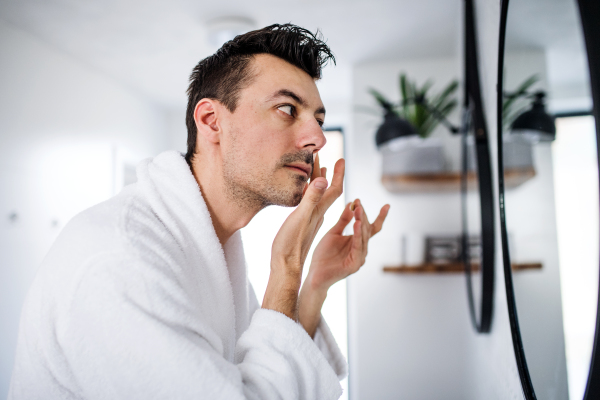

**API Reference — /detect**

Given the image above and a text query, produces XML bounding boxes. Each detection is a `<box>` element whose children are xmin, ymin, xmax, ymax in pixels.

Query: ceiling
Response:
<box><xmin>0</xmin><ymin>0</ymin><xmax>589</xmax><ymax>112</ymax></box>
<box><xmin>0</xmin><ymin>0</ymin><xmax>461</xmax><ymax>110</ymax></box>
<box><xmin>505</xmin><ymin>0</ymin><xmax>591</xmax><ymax>111</ymax></box>
<box><xmin>505</xmin><ymin>0</ymin><xmax>583</xmax><ymax>52</ymax></box>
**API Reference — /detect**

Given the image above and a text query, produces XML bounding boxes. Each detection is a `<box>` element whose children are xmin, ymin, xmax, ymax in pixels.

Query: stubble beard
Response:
<box><xmin>223</xmin><ymin>148</ymin><xmax>313</xmax><ymax>210</ymax></box>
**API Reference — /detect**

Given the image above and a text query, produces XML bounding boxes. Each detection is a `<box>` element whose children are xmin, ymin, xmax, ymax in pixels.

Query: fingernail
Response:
<box><xmin>315</xmin><ymin>180</ymin><xmax>327</xmax><ymax>189</ymax></box>
<box><xmin>350</xmin><ymin>201</ymin><xmax>356</xmax><ymax>211</ymax></box>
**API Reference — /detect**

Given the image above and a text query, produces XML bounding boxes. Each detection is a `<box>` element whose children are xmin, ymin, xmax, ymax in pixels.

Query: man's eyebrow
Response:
<box><xmin>268</xmin><ymin>89</ymin><xmax>326</xmax><ymax>115</ymax></box>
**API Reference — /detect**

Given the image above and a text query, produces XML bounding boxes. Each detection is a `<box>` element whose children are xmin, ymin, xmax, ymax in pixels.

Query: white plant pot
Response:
<box><xmin>503</xmin><ymin>134</ymin><xmax>534</xmax><ymax>170</ymax></box>
<box><xmin>380</xmin><ymin>136</ymin><xmax>445</xmax><ymax>175</ymax></box>
<box><xmin>466</xmin><ymin>134</ymin><xmax>533</xmax><ymax>171</ymax></box>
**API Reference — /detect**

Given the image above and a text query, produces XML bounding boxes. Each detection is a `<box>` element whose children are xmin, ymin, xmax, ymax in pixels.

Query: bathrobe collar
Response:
<box><xmin>135</xmin><ymin>150</ymin><xmax>249</xmax><ymax>361</ymax></box>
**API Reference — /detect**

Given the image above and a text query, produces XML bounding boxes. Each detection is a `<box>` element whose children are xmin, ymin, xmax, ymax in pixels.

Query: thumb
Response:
<box><xmin>298</xmin><ymin>177</ymin><xmax>328</xmax><ymax>211</ymax></box>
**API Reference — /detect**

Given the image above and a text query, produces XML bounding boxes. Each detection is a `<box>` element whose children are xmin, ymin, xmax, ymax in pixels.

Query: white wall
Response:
<box><xmin>503</xmin><ymin>51</ymin><xmax>568</xmax><ymax>399</ymax></box>
<box><xmin>0</xmin><ymin>21</ymin><xmax>169</xmax><ymax>397</ymax></box>
<box><xmin>553</xmin><ymin>116</ymin><xmax>599</xmax><ymax>400</ymax></box>
<box><xmin>348</xmin><ymin>56</ymin><xmax>476</xmax><ymax>399</ymax></box>
<box><xmin>503</xmin><ymin>142</ymin><xmax>569</xmax><ymax>400</ymax></box>
<box><xmin>166</xmin><ymin>107</ymin><xmax>188</xmax><ymax>154</ymax></box>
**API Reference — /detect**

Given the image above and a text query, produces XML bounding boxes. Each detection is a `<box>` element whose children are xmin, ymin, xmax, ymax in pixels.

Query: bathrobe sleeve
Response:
<box><xmin>248</xmin><ymin>284</ymin><xmax>348</xmax><ymax>380</ymax></box>
<box><xmin>59</xmin><ymin>255</ymin><xmax>343</xmax><ymax>400</ymax></box>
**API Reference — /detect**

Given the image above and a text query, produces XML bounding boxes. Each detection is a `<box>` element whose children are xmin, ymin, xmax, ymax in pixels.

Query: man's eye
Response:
<box><xmin>317</xmin><ymin>120</ymin><xmax>324</xmax><ymax>127</ymax></box>
<box><xmin>278</xmin><ymin>105</ymin><xmax>293</xmax><ymax>116</ymax></box>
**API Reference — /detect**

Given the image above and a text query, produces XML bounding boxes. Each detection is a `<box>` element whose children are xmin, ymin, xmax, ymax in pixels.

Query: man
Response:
<box><xmin>10</xmin><ymin>24</ymin><xmax>389</xmax><ymax>399</ymax></box>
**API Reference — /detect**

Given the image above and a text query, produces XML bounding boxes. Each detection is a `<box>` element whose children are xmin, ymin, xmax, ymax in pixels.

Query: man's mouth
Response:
<box><xmin>285</xmin><ymin>164</ymin><xmax>311</xmax><ymax>177</ymax></box>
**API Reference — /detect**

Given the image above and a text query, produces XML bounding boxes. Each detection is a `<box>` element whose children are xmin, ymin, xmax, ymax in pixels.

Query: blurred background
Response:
<box><xmin>3</xmin><ymin>0</ymin><xmax>595</xmax><ymax>399</ymax></box>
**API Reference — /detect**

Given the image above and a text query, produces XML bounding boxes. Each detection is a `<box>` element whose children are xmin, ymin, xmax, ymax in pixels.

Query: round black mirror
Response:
<box><xmin>463</xmin><ymin>0</ymin><xmax>495</xmax><ymax>333</ymax></box>
<box><xmin>497</xmin><ymin>0</ymin><xmax>600</xmax><ymax>398</ymax></box>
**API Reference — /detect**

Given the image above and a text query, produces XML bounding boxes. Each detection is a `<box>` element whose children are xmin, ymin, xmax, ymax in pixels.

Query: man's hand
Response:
<box><xmin>262</xmin><ymin>155</ymin><xmax>345</xmax><ymax>321</ymax></box>
<box><xmin>299</xmin><ymin>162</ymin><xmax>390</xmax><ymax>337</ymax></box>
<box><xmin>306</xmin><ymin>199</ymin><xmax>389</xmax><ymax>290</ymax></box>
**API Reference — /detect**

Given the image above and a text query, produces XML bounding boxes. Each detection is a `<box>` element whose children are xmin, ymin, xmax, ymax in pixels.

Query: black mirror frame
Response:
<box><xmin>497</xmin><ymin>0</ymin><xmax>600</xmax><ymax>398</ymax></box>
<box><xmin>462</xmin><ymin>0</ymin><xmax>495</xmax><ymax>334</ymax></box>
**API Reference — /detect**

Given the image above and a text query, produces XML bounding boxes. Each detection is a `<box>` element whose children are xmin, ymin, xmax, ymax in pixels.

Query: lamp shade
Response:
<box><xmin>511</xmin><ymin>92</ymin><xmax>556</xmax><ymax>142</ymax></box>
<box><xmin>375</xmin><ymin>110</ymin><xmax>418</xmax><ymax>147</ymax></box>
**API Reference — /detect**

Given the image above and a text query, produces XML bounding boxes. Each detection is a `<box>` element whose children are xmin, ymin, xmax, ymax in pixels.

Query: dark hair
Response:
<box><xmin>185</xmin><ymin>23</ymin><xmax>335</xmax><ymax>163</ymax></box>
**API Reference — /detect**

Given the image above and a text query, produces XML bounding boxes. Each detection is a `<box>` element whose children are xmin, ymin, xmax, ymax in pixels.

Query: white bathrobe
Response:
<box><xmin>9</xmin><ymin>151</ymin><xmax>347</xmax><ymax>400</ymax></box>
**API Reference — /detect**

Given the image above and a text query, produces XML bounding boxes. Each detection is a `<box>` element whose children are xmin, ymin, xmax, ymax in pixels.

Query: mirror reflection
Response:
<box><xmin>464</xmin><ymin>113</ymin><xmax>484</xmax><ymax>328</ymax></box>
<box><xmin>503</xmin><ymin>0</ymin><xmax>598</xmax><ymax>398</ymax></box>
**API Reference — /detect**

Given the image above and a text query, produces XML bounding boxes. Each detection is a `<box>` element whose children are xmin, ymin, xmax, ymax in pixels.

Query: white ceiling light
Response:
<box><xmin>205</xmin><ymin>17</ymin><xmax>257</xmax><ymax>48</ymax></box>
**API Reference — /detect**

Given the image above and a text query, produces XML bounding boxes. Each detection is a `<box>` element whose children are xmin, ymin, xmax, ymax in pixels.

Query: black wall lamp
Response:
<box><xmin>374</xmin><ymin>96</ymin><xmax>460</xmax><ymax>147</ymax></box>
<box><xmin>506</xmin><ymin>90</ymin><xmax>557</xmax><ymax>142</ymax></box>
<box><xmin>375</xmin><ymin>108</ymin><xmax>418</xmax><ymax>147</ymax></box>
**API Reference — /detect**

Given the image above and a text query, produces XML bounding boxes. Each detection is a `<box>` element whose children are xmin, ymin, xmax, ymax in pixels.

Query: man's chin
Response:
<box><xmin>288</xmin><ymin>181</ymin><xmax>308</xmax><ymax>207</ymax></box>
<box><xmin>273</xmin><ymin>190</ymin><xmax>303</xmax><ymax>207</ymax></box>
<box><xmin>267</xmin><ymin>183</ymin><xmax>305</xmax><ymax>207</ymax></box>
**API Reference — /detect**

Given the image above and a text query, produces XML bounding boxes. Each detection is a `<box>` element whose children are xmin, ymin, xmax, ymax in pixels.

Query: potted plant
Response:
<box><xmin>464</xmin><ymin>75</ymin><xmax>541</xmax><ymax>175</ymax></box>
<box><xmin>370</xmin><ymin>73</ymin><xmax>459</xmax><ymax>175</ymax></box>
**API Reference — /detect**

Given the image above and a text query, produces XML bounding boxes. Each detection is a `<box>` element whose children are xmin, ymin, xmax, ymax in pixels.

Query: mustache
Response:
<box><xmin>277</xmin><ymin>151</ymin><xmax>314</xmax><ymax>176</ymax></box>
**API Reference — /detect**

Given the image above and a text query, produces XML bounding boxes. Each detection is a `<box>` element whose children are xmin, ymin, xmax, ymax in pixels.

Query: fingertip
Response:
<box><xmin>313</xmin><ymin>178</ymin><xmax>328</xmax><ymax>190</ymax></box>
<box><xmin>354</xmin><ymin>200</ymin><xmax>363</xmax><ymax>214</ymax></box>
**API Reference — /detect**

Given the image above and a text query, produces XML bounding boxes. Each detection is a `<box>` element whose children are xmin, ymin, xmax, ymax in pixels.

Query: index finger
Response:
<box><xmin>310</xmin><ymin>152</ymin><xmax>321</xmax><ymax>182</ymax></box>
<box><xmin>317</xmin><ymin>158</ymin><xmax>345</xmax><ymax>212</ymax></box>
<box><xmin>370</xmin><ymin>204</ymin><xmax>391</xmax><ymax>237</ymax></box>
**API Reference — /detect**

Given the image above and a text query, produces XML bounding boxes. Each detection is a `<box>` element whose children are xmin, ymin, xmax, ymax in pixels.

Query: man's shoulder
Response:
<box><xmin>61</xmin><ymin>183</ymin><xmax>177</xmax><ymax>254</ymax></box>
<box><xmin>55</xmin><ymin>185</ymin><xmax>138</xmax><ymax>257</ymax></box>
<box><xmin>37</xmin><ymin>184</ymin><xmax>175</xmax><ymax>282</ymax></box>
<box><xmin>31</xmin><ymin>184</ymin><xmax>187</xmax><ymax>308</ymax></box>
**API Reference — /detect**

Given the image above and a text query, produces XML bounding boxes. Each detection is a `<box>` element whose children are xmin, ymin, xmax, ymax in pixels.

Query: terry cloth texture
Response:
<box><xmin>9</xmin><ymin>150</ymin><xmax>347</xmax><ymax>400</ymax></box>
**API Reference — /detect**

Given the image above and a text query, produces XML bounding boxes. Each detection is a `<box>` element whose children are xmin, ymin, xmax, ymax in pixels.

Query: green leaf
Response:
<box><xmin>513</xmin><ymin>75</ymin><xmax>539</xmax><ymax>96</ymax></box>
<box><xmin>502</xmin><ymin>74</ymin><xmax>540</xmax><ymax>128</ymax></box>
<box><xmin>432</xmin><ymin>80</ymin><xmax>459</xmax><ymax>108</ymax></box>
<box><xmin>419</xmin><ymin>80</ymin><xmax>434</xmax><ymax>98</ymax></box>
<box><xmin>368</xmin><ymin>88</ymin><xmax>394</xmax><ymax>112</ymax></box>
<box><xmin>368</xmin><ymin>72</ymin><xmax>459</xmax><ymax>138</ymax></box>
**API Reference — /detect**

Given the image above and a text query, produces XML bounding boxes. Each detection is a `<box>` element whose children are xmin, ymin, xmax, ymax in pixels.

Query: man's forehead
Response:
<box><xmin>247</xmin><ymin>54</ymin><xmax>323</xmax><ymax>107</ymax></box>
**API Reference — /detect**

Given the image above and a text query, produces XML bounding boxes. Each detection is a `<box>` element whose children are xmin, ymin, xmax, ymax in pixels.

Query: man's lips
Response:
<box><xmin>285</xmin><ymin>164</ymin><xmax>311</xmax><ymax>176</ymax></box>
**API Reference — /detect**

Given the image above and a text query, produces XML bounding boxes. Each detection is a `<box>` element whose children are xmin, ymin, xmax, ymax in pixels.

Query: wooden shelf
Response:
<box><xmin>504</xmin><ymin>167</ymin><xmax>536</xmax><ymax>189</ymax></box>
<box><xmin>511</xmin><ymin>262</ymin><xmax>543</xmax><ymax>271</ymax></box>
<box><xmin>383</xmin><ymin>263</ymin><xmax>466</xmax><ymax>274</ymax></box>
<box><xmin>381</xmin><ymin>167</ymin><xmax>535</xmax><ymax>193</ymax></box>
<box><xmin>383</xmin><ymin>262</ymin><xmax>542</xmax><ymax>274</ymax></box>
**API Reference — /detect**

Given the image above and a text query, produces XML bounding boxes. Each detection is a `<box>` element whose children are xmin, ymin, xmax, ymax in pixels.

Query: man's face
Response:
<box><xmin>220</xmin><ymin>54</ymin><xmax>327</xmax><ymax>208</ymax></box>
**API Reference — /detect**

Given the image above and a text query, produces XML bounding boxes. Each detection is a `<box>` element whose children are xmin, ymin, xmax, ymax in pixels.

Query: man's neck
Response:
<box><xmin>188</xmin><ymin>156</ymin><xmax>258</xmax><ymax>246</ymax></box>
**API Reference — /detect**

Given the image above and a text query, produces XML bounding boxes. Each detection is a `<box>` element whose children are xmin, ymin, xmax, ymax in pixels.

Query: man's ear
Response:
<box><xmin>193</xmin><ymin>99</ymin><xmax>222</xmax><ymax>144</ymax></box>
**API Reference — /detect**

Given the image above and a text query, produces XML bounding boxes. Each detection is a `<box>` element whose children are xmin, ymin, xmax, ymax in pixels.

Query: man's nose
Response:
<box><xmin>299</xmin><ymin>119</ymin><xmax>327</xmax><ymax>151</ymax></box>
